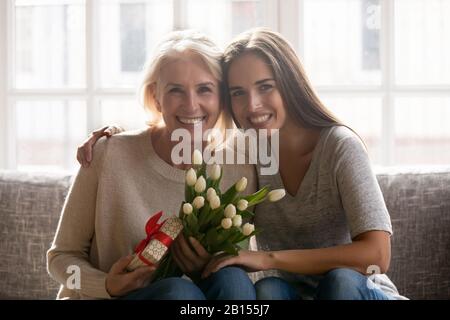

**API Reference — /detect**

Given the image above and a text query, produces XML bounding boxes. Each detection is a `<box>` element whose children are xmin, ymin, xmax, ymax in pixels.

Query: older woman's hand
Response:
<box><xmin>105</xmin><ymin>255</ymin><xmax>155</xmax><ymax>297</ymax></box>
<box><xmin>76</xmin><ymin>125</ymin><xmax>124</xmax><ymax>167</ymax></box>
<box><xmin>171</xmin><ymin>233</ymin><xmax>211</xmax><ymax>281</ymax></box>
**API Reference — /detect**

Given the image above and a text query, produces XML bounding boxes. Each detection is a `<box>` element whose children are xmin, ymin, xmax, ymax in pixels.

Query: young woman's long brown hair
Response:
<box><xmin>222</xmin><ymin>28</ymin><xmax>343</xmax><ymax>130</ymax></box>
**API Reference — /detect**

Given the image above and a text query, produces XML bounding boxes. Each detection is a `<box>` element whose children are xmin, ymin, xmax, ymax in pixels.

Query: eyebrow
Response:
<box><xmin>197</xmin><ymin>82</ymin><xmax>215</xmax><ymax>87</ymax></box>
<box><xmin>165</xmin><ymin>82</ymin><xmax>216</xmax><ymax>89</ymax></box>
<box><xmin>229</xmin><ymin>78</ymin><xmax>275</xmax><ymax>91</ymax></box>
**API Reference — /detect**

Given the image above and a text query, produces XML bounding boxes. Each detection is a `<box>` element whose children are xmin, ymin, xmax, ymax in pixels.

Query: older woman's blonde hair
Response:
<box><xmin>139</xmin><ymin>30</ymin><xmax>232</xmax><ymax>131</ymax></box>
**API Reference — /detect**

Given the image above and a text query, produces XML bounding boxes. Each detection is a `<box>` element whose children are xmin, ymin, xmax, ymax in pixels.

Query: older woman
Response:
<box><xmin>47</xmin><ymin>30</ymin><xmax>256</xmax><ymax>300</ymax></box>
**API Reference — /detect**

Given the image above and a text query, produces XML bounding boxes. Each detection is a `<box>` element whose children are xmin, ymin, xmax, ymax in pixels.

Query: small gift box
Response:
<box><xmin>127</xmin><ymin>211</ymin><xmax>183</xmax><ymax>272</ymax></box>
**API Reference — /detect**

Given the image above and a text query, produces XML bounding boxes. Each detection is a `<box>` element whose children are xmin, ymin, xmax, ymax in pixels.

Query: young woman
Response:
<box><xmin>78</xmin><ymin>28</ymin><xmax>405</xmax><ymax>300</ymax></box>
<box><xmin>201</xmin><ymin>28</ymin><xmax>407</xmax><ymax>300</ymax></box>
<box><xmin>47</xmin><ymin>30</ymin><xmax>257</xmax><ymax>300</ymax></box>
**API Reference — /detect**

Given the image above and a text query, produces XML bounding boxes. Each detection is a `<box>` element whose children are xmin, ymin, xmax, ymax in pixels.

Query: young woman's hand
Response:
<box><xmin>171</xmin><ymin>233</ymin><xmax>211</xmax><ymax>279</ymax></box>
<box><xmin>201</xmin><ymin>250</ymin><xmax>270</xmax><ymax>279</ymax></box>
<box><xmin>105</xmin><ymin>255</ymin><xmax>155</xmax><ymax>297</ymax></box>
<box><xmin>77</xmin><ymin>125</ymin><xmax>124</xmax><ymax>168</ymax></box>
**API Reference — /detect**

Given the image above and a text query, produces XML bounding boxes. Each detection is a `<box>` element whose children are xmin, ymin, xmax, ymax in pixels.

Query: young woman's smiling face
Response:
<box><xmin>157</xmin><ymin>52</ymin><xmax>221</xmax><ymax>136</ymax></box>
<box><xmin>227</xmin><ymin>52</ymin><xmax>287</xmax><ymax>133</ymax></box>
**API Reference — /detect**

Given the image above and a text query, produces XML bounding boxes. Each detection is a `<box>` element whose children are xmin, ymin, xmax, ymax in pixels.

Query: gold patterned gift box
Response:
<box><xmin>127</xmin><ymin>212</ymin><xmax>183</xmax><ymax>272</ymax></box>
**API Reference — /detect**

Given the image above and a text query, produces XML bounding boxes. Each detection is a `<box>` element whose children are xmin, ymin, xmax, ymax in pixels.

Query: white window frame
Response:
<box><xmin>289</xmin><ymin>0</ymin><xmax>450</xmax><ymax>166</ymax></box>
<box><xmin>1</xmin><ymin>0</ymin><xmax>449</xmax><ymax>170</ymax></box>
<box><xmin>0</xmin><ymin>0</ymin><xmax>279</xmax><ymax>170</ymax></box>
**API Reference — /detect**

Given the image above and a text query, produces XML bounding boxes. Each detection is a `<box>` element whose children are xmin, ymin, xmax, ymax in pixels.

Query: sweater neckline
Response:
<box><xmin>265</xmin><ymin>126</ymin><xmax>328</xmax><ymax>200</ymax></box>
<box><xmin>143</xmin><ymin>127</ymin><xmax>186</xmax><ymax>184</ymax></box>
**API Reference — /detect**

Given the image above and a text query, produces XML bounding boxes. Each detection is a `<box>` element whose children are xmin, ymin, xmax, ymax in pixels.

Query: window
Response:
<box><xmin>14</xmin><ymin>0</ymin><xmax>85</xmax><ymax>89</ymax></box>
<box><xmin>2</xmin><ymin>0</ymin><xmax>273</xmax><ymax>172</ymax></box>
<box><xmin>98</xmin><ymin>0</ymin><xmax>173</xmax><ymax>88</ymax></box>
<box><xmin>1</xmin><ymin>0</ymin><xmax>449</xmax><ymax>172</ymax></box>
<box><xmin>301</xmin><ymin>0</ymin><xmax>450</xmax><ymax>166</ymax></box>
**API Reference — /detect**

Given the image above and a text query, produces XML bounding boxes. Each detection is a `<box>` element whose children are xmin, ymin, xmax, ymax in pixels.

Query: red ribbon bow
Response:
<box><xmin>134</xmin><ymin>211</ymin><xmax>174</xmax><ymax>266</ymax></box>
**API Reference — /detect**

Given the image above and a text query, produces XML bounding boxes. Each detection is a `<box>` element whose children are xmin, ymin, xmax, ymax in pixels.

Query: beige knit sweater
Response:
<box><xmin>47</xmin><ymin>127</ymin><xmax>257</xmax><ymax>299</ymax></box>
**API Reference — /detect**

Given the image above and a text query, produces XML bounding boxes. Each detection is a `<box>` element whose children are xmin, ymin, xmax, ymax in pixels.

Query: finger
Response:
<box><xmin>173</xmin><ymin>240</ymin><xmax>192</xmax><ymax>272</ymax></box>
<box><xmin>177</xmin><ymin>234</ymin><xmax>199</xmax><ymax>266</ymax></box>
<box><xmin>109</xmin><ymin>125</ymin><xmax>125</xmax><ymax>135</ymax></box>
<box><xmin>189</xmin><ymin>236</ymin><xmax>210</xmax><ymax>260</ymax></box>
<box><xmin>202</xmin><ymin>256</ymin><xmax>235</xmax><ymax>279</ymax></box>
<box><xmin>129</xmin><ymin>265</ymin><xmax>155</xmax><ymax>283</ymax></box>
<box><xmin>104</xmin><ymin>128</ymin><xmax>113</xmax><ymax>137</ymax></box>
<box><xmin>110</xmin><ymin>255</ymin><xmax>134</xmax><ymax>274</ymax></box>
<box><xmin>78</xmin><ymin>148</ymin><xmax>87</xmax><ymax>168</ymax></box>
<box><xmin>171</xmin><ymin>248</ymin><xmax>186</xmax><ymax>273</ymax></box>
<box><xmin>110</xmin><ymin>126</ymin><xmax>121</xmax><ymax>135</ymax></box>
<box><xmin>76</xmin><ymin>149</ymin><xmax>83</xmax><ymax>166</ymax></box>
<box><xmin>83</xmin><ymin>143</ymin><xmax>93</xmax><ymax>163</ymax></box>
<box><xmin>171</xmin><ymin>241</ymin><xmax>189</xmax><ymax>273</ymax></box>
<box><xmin>85</xmin><ymin>130</ymin><xmax>106</xmax><ymax>162</ymax></box>
<box><xmin>201</xmin><ymin>255</ymin><xmax>223</xmax><ymax>279</ymax></box>
<box><xmin>92</xmin><ymin>126</ymin><xmax>109</xmax><ymax>136</ymax></box>
<box><xmin>201</xmin><ymin>259</ymin><xmax>218</xmax><ymax>279</ymax></box>
<box><xmin>121</xmin><ymin>268</ymin><xmax>154</xmax><ymax>292</ymax></box>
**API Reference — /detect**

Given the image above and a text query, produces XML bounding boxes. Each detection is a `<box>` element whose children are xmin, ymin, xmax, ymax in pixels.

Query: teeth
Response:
<box><xmin>249</xmin><ymin>115</ymin><xmax>271</xmax><ymax>124</ymax></box>
<box><xmin>178</xmin><ymin>117</ymin><xmax>205</xmax><ymax>125</ymax></box>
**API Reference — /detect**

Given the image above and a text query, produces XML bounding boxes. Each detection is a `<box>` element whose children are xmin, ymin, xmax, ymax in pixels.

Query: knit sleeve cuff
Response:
<box><xmin>81</xmin><ymin>270</ymin><xmax>113</xmax><ymax>299</ymax></box>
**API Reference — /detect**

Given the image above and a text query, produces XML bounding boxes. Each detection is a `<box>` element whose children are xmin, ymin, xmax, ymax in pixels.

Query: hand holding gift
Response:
<box><xmin>126</xmin><ymin>211</ymin><xmax>183</xmax><ymax>272</ymax></box>
<box><xmin>106</xmin><ymin>255</ymin><xmax>155</xmax><ymax>297</ymax></box>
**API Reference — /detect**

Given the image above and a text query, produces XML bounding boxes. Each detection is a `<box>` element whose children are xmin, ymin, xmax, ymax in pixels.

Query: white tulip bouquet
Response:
<box><xmin>147</xmin><ymin>150</ymin><xmax>286</xmax><ymax>283</ymax></box>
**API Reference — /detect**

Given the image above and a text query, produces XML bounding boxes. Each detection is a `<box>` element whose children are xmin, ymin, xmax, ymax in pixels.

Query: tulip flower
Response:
<box><xmin>183</xmin><ymin>203</ymin><xmax>193</xmax><ymax>215</ymax></box>
<box><xmin>192</xmin><ymin>149</ymin><xmax>203</xmax><ymax>165</ymax></box>
<box><xmin>232</xmin><ymin>215</ymin><xmax>242</xmax><ymax>227</ymax></box>
<box><xmin>206</xmin><ymin>187</ymin><xmax>217</xmax><ymax>201</ymax></box>
<box><xmin>268</xmin><ymin>189</ymin><xmax>286</xmax><ymax>202</ymax></box>
<box><xmin>193</xmin><ymin>196</ymin><xmax>205</xmax><ymax>209</ymax></box>
<box><xmin>194</xmin><ymin>176</ymin><xmax>206</xmax><ymax>193</ymax></box>
<box><xmin>235</xmin><ymin>177</ymin><xmax>247</xmax><ymax>192</ymax></box>
<box><xmin>221</xmin><ymin>218</ymin><xmax>232</xmax><ymax>229</ymax></box>
<box><xmin>185</xmin><ymin>168</ymin><xmax>197</xmax><ymax>186</ymax></box>
<box><xmin>242</xmin><ymin>223</ymin><xmax>255</xmax><ymax>236</ymax></box>
<box><xmin>224</xmin><ymin>204</ymin><xmax>236</xmax><ymax>218</ymax></box>
<box><xmin>210</xmin><ymin>164</ymin><xmax>221</xmax><ymax>180</ymax></box>
<box><xmin>210</xmin><ymin>195</ymin><xmax>221</xmax><ymax>210</ymax></box>
<box><xmin>236</xmin><ymin>199</ymin><xmax>248</xmax><ymax>211</ymax></box>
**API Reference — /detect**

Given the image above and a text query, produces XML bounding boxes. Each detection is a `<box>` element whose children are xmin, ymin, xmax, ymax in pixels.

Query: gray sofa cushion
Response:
<box><xmin>0</xmin><ymin>168</ymin><xmax>449</xmax><ymax>299</ymax></box>
<box><xmin>376</xmin><ymin>167</ymin><xmax>450</xmax><ymax>300</ymax></box>
<box><xmin>0</xmin><ymin>171</ymin><xmax>72</xmax><ymax>299</ymax></box>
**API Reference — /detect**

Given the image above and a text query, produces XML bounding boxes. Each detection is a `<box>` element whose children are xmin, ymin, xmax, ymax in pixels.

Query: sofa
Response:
<box><xmin>0</xmin><ymin>167</ymin><xmax>449</xmax><ymax>300</ymax></box>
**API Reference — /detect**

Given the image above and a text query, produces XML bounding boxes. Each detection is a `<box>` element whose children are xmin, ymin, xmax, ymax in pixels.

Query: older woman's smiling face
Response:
<box><xmin>157</xmin><ymin>52</ymin><xmax>221</xmax><ymax>136</ymax></box>
<box><xmin>227</xmin><ymin>52</ymin><xmax>287</xmax><ymax>134</ymax></box>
